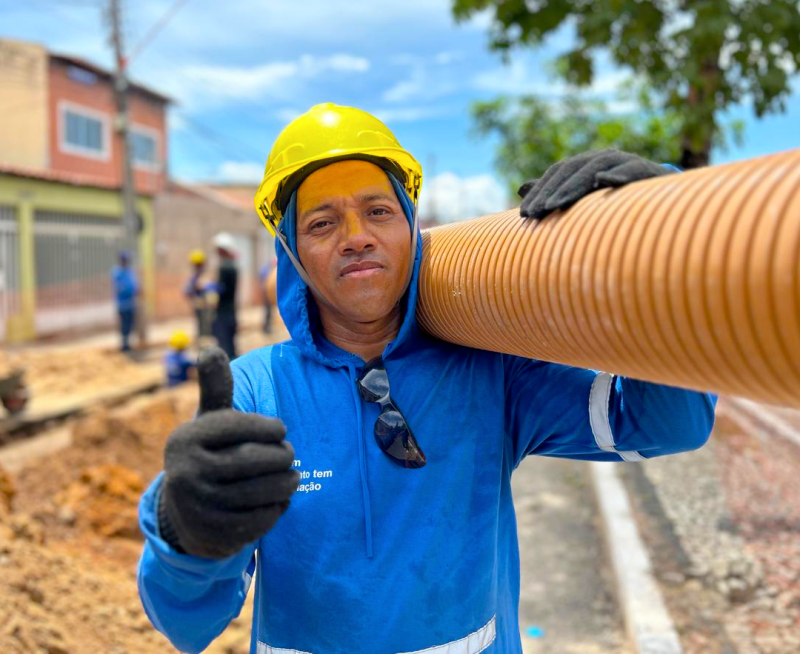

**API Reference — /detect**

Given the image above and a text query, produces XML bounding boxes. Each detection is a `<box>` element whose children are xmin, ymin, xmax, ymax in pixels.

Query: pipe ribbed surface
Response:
<box><xmin>417</xmin><ymin>149</ymin><xmax>800</xmax><ymax>407</ymax></box>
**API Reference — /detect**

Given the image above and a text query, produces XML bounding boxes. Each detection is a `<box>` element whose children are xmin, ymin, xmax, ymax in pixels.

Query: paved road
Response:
<box><xmin>513</xmin><ymin>456</ymin><xmax>631</xmax><ymax>654</ymax></box>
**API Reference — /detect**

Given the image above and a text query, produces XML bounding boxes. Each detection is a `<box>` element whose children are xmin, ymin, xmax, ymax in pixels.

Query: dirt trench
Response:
<box><xmin>0</xmin><ymin>383</ymin><xmax>254</xmax><ymax>654</ymax></box>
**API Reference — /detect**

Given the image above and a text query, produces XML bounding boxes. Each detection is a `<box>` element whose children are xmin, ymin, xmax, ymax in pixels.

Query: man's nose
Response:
<box><xmin>340</xmin><ymin>210</ymin><xmax>375</xmax><ymax>254</ymax></box>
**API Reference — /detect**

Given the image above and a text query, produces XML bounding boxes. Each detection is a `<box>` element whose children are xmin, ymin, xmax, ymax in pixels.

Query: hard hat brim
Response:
<box><xmin>254</xmin><ymin>148</ymin><xmax>422</xmax><ymax>236</ymax></box>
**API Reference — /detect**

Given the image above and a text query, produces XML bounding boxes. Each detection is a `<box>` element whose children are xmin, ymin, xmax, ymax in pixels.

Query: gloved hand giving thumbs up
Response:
<box><xmin>158</xmin><ymin>347</ymin><xmax>299</xmax><ymax>559</ymax></box>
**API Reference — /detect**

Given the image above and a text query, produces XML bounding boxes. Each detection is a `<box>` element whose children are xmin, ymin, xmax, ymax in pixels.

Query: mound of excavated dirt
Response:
<box><xmin>0</xmin><ymin>464</ymin><xmax>15</xmax><ymax>512</ymax></box>
<box><xmin>0</xmin><ymin>349</ymin><xmax>160</xmax><ymax>403</ymax></box>
<box><xmin>0</xmin><ymin>383</ymin><xmax>255</xmax><ymax>653</ymax></box>
<box><xmin>0</xmin><ymin>522</ymin><xmax>255</xmax><ymax>654</ymax></box>
<box><xmin>55</xmin><ymin>464</ymin><xmax>145</xmax><ymax>539</ymax></box>
<box><xmin>12</xmin><ymin>389</ymin><xmax>195</xmax><ymax>536</ymax></box>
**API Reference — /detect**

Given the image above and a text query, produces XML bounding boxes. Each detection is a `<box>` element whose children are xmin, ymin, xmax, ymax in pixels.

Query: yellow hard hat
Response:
<box><xmin>253</xmin><ymin>103</ymin><xmax>423</xmax><ymax>236</ymax></box>
<box><xmin>169</xmin><ymin>331</ymin><xmax>190</xmax><ymax>350</ymax></box>
<box><xmin>189</xmin><ymin>250</ymin><xmax>205</xmax><ymax>265</ymax></box>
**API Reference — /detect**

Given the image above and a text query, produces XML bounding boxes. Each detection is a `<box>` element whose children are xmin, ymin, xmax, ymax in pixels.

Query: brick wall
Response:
<box><xmin>47</xmin><ymin>59</ymin><xmax>167</xmax><ymax>195</ymax></box>
<box><xmin>153</xmin><ymin>187</ymin><xmax>268</xmax><ymax>320</ymax></box>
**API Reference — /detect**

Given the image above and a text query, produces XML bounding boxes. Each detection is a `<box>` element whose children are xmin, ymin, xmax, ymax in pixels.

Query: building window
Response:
<box><xmin>130</xmin><ymin>126</ymin><xmax>161</xmax><ymax>171</ymax></box>
<box><xmin>67</xmin><ymin>66</ymin><xmax>98</xmax><ymax>86</ymax></box>
<box><xmin>58</xmin><ymin>102</ymin><xmax>110</xmax><ymax>160</ymax></box>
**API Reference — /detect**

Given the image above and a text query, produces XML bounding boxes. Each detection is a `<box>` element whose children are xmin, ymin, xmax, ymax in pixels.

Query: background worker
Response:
<box><xmin>138</xmin><ymin>104</ymin><xmax>716</xmax><ymax>654</ymax></box>
<box><xmin>258</xmin><ymin>253</ymin><xmax>277</xmax><ymax>334</ymax></box>
<box><xmin>210</xmin><ymin>232</ymin><xmax>238</xmax><ymax>360</ymax></box>
<box><xmin>163</xmin><ymin>330</ymin><xmax>195</xmax><ymax>387</ymax></box>
<box><xmin>184</xmin><ymin>250</ymin><xmax>214</xmax><ymax>343</ymax></box>
<box><xmin>111</xmin><ymin>250</ymin><xmax>138</xmax><ymax>353</ymax></box>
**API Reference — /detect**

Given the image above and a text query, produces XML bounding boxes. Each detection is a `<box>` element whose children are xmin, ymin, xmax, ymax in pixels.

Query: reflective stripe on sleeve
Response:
<box><xmin>589</xmin><ymin>372</ymin><xmax>644</xmax><ymax>462</ymax></box>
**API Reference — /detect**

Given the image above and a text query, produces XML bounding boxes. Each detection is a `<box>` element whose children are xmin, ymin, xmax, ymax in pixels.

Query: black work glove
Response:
<box><xmin>158</xmin><ymin>346</ymin><xmax>299</xmax><ymax>559</ymax></box>
<box><xmin>519</xmin><ymin>149</ymin><xmax>676</xmax><ymax>220</ymax></box>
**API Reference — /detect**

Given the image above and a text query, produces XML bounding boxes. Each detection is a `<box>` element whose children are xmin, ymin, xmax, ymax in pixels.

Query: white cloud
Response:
<box><xmin>162</xmin><ymin>53</ymin><xmax>370</xmax><ymax>110</ymax></box>
<box><xmin>419</xmin><ymin>172</ymin><xmax>509</xmax><ymax>223</ymax></box>
<box><xmin>215</xmin><ymin>161</ymin><xmax>264</xmax><ymax>184</ymax></box>
<box><xmin>152</xmin><ymin>0</ymin><xmax>481</xmax><ymax>49</ymax></box>
<box><xmin>434</xmin><ymin>50</ymin><xmax>464</xmax><ymax>65</ymax></box>
<box><xmin>382</xmin><ymin>76</ymin><xmax>424</xmax><ymax>104</ymax></box>
<box><xmin>472</xmin><ymin>60</ymin><xmax>539</xmax><ymax>94</ymax></box>
<box><xmin>274</xmin><ymin>108</ymin><xmax>302</xmax><ymax>123</ymax></box>
<box><xmin>382</xmin><ymin>64</ymin><xmax>458</xmax><ymax>104</ymax></box>
<box><xmin>185</xmin><ymin>54</ymin><xmax>370</xmax><ymax>99</ymax></box>
<box><xmin>373</xmin><ymin>107</ymin><xmax>447</xmax><ymax>123</ymax></box>
<box><xmin>167</xmin><ymin>112</ymin><xmax>188</xmax><ymax>132</ymax></box>
<box><xmin>389</xmin><ymin>51</ymin><xmax>464</xmax><ymax>68</ymax></box>
<box><xmin>472</xmin><ymin>60</ymin><xmax>630</xmax><ymax>98</ymax></box>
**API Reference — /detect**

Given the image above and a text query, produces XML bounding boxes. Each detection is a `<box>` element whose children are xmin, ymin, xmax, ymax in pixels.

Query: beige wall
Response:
<box><xmin>153</xmin><ymin>187</ymin><xmax>267</xmax><ymax>319</ymax></box>
<box><xmin>0</xmin><ymin>39</ymin><xmax>48</xmax><ymax>170</ymax></box>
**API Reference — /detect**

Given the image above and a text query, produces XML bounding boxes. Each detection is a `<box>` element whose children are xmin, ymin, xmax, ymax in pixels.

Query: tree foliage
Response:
<box><xmin>472</xmin><ymin>94</ymin><xmax>688</xmax><ymax>195</ymax></box>
<box><xmin>453</xmin><ymin>0</ymin><xmax>800</xmax><ymax>167</ymax></box>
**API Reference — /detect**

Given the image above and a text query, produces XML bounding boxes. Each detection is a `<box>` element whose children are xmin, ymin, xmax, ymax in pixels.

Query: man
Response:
<box><xmin>138</xmin><ymin>104</ymin><xmax>716</xmax><ymax>653</ymax></box>
<box><xmin>210</xmin><ymin>232</ymin><xmax>239</xmax><ymax>360</ymax></box>
<box><xmin>164</xmin><ymin>330</ymin><xmax>196</xmax><ymax>388</ymax></box>
<box><xmin>111</xmin><ymin>250</ymin><xmax>138</xmax><ymax>352</ymax></box>
<box><xmin>184</xmin><ymin>249</ymin><xmax>214</xmax><ymax>343</ymax></box>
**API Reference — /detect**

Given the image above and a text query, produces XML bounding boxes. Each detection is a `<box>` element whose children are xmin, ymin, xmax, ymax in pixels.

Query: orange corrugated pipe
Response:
<box><xmin>417</xmin><ymin>148</ymin><xmax>800</xmax><ymax>408</ymax></box>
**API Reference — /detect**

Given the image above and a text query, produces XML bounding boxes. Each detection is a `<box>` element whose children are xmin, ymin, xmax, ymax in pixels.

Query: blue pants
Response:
<box><xmin>119</xmin><ymin>307</ymin><xmax>135</xmax><ymax>351</ymax></box>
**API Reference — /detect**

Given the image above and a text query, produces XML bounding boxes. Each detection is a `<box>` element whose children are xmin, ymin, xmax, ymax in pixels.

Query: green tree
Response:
<box><xmin>454</xmin><ymin>0</ymin><xmax>800</xmax><ymax>168</ymax></box>
<box><xmin>472</xmin><ymin>94</ymin><xmax>685</xmax><ymax>195</ymax></box>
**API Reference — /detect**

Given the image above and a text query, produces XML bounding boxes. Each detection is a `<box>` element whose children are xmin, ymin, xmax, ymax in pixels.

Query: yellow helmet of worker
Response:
<box><xmin>189</xmin><ymin>250</ymin><xmax>206</xmax><ymax>265</ymax></box>
<box><xmin>253</xmin><ymin>103</ymin><xmax>423</xmax><ymax>236</ymax></box>
<box><xmin>169</xmin><ymin>331</ymin><xmax>190</xmax><ymax>351</ymax></box>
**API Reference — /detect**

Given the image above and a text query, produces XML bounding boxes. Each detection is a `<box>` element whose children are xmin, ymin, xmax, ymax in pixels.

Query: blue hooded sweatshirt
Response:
<box><xmin>138</xmin><ymin>176</ymin><xmax>716</xmax><ymax>654</ymax></box>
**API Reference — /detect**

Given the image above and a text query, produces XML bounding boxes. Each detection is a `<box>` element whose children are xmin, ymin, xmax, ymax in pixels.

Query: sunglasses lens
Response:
<box><xmin>375</xmin><ymin>408</ymin><xmax>426</xmax><ymax>469</ymax></box>
<box><xmin>357</xmin><ymin>359</ymin><xmax>390</xmax><ymax>403</ymax></box>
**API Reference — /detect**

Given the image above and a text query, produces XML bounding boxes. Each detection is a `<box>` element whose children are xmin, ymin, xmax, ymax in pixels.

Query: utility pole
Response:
<box><xmin>108</xmin><ymin>0</ymin><xmax>148</xmax><ymax>346</ymax></box>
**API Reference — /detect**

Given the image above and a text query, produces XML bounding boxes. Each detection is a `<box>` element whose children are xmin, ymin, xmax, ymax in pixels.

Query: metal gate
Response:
<box><xmin>34</xmin><ymin>211</ymin><xmax>135</xmax><ymax>335</ymax></box>
<box><xmin>0</xmin><ymin>206</ymin><xmax>20</xmax><ymax>342</ymax></box>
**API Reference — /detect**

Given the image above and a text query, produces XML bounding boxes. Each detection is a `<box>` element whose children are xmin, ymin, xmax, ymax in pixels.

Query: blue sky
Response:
<box><xmin>3</xmin><ymin>0</ymin><xmax>800</xmax><ymax>221</ymax></box>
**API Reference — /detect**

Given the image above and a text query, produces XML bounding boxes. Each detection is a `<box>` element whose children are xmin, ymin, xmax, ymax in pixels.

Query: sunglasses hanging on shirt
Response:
<box><xmin>356</xmin><ymin>357</ymin><xmax>426</xmax><ymax>469</ymax></box>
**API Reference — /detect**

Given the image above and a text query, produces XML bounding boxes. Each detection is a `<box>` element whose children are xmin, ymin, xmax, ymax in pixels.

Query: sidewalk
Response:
<box><xmin>1</xmin><ymin>305</ymin><xmax>277</xmax><ymax>438</ymax></box>
<box><xmin>514</xmin><ymin>456</ymin><xmax>631</xmax><ymax>653</ymax></box>
<box><xmin>12</xmin><ymin>306</ymin><xmax>265</xmax><ymax>354</ymax></box>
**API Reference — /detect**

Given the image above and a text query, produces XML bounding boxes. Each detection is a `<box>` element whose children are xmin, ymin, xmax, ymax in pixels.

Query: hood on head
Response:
<box><xmin>275</xmin><ymin>172</ymin><xmax>422</xmax><ymax>367</ymax></box>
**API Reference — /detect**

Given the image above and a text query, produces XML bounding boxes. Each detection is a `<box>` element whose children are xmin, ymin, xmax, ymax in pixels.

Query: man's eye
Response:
<box><xmin>310</xmin><ymin>220</ymin><xmax>331</xmax><ymax>231</ymax></box>
<box><xmin>370</xmin><ymin>208</ymin><xmax>389</xmax><ymax>216</ymax></box>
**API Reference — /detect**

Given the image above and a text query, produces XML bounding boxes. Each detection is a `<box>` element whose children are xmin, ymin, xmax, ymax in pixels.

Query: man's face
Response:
<box><xmin>296</xmin><ymin>160</ymin><xmax>411</xmax><ymax>323</ymax></box>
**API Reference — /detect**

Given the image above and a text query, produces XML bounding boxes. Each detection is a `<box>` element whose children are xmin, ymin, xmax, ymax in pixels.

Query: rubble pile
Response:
<box><xmin>638</xmin><ymin>400</ymin><xmax>800</xmax><ymax>653</ymax></box>
<box><xmin>715</xmin><ymin>414</ymin><xmax>800</xmax><ymax>653</ymax></box>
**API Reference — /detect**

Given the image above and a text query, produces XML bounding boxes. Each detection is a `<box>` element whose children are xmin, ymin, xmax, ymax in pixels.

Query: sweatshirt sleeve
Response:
<box><xmin>137</xmin><ymin>473</ymin><xmax>257</xmax><ymax>654</ymax></box>
<box><xmin>136</xmin><ymin>355</ymin><xmax>273</xmax><ymax>652</ymax></box>
<box><xmin>503</xmin><ymin>356</ymin><xmax>717</xmax><ymax>468</ymax></box>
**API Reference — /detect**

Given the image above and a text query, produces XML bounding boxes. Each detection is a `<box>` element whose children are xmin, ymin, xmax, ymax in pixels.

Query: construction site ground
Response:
<box><xmin>1</xmin><ymin>313</ymin><xmax>799</xmax><ymax>653</ymax></box>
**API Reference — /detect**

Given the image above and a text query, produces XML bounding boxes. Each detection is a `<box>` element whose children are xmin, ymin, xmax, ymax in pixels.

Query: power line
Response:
<box><xmin>175</xmin><ymin>111</ymin><xmax>264</xmax><ymax>161</ymax></box>
<box><xmin>127</xmin><ymin>0</ymin><xmax>191</xmax><ymax>66</ymax></box>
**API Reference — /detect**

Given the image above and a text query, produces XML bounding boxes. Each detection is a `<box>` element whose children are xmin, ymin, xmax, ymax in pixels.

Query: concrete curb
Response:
<box><xmin>591</xmin><ymin>461</ymin><xmax>683</xmax><ymax>654</ymax></box>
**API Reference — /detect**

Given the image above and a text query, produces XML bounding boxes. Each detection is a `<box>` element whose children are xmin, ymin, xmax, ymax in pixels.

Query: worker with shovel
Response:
<box><xmin>138</xmin><ymin>104</ymin><xmax>715</xmax><ymax>654</ymax></box>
